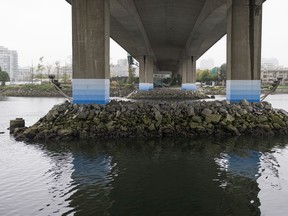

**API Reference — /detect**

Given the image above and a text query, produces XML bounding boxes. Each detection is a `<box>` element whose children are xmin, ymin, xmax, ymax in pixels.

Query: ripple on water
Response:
<box><xmin>2</xmin><ymin>97</ymin><xmax>288</xmax><ymax>215</ymax></box>
<box><xmin>0</xmin><ymin>142</ymin><xmax>76</xmax><ymax>216</ymax></box>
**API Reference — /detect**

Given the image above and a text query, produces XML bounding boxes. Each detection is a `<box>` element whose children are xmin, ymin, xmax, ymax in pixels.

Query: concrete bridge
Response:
<box><xmin>66</xmin><ymin>0</ymin><xmax>265</xmax><ymax>104</ymax></box>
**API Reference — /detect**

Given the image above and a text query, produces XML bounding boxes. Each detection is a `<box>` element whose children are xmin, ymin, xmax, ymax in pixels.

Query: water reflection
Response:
<box><xmin>38</xmin><ymin>145</ymin><xmax>75</xmax><ymax>215</ymax></box>
<box><xmin>258</xmin><ymin>145</ymin><xmax>288</xmax><ymax>215</ymax></box>
<box><xmin>2</xmin><ymin>96</ymin><xmax>288</xmax><ymax>215</ymax></box>
<box><xmin>35</xmin><ymin>135</ymin><xmax>288</xmax><ymax>216</ymax></box>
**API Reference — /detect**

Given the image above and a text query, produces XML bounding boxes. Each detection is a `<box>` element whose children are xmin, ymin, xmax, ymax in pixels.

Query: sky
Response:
<box><xmin>0</xmin><ymin>0</ymin><xmax>287</xmax><ymax>68</ymax></box>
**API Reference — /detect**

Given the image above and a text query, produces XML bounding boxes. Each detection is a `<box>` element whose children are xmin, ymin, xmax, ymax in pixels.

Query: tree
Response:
<box><xmin>61</xmin><ymin>66</ymin><xmax>71</xmax><ymax>83</ymax></box>
<box><xmin>196</xmin><ymin>69</ymin><xmax>202</xmax><ymax>82</ymax></box>
<box><xmin>219</xmin><ymin>63</ymin><xmax>227</xmax><ymax>86</ymax></box>
<box><xmin>36</xmin><ymin>56</ymin><xmax>45</xmax><ymax>81</ymax></box>
<box><xmin>127</xmin><ymin>65</ymin><xmax>136</xmax><ymax>84</ymax></box>
<box><xmin>196</xmin><ymin>69</ymin><xmax>218</xmax><ymax>84</ymax></box>
<box><xmin>197</xmin><ymin>70</ymin><xmax>211</xmax><ymax>82</ymax></box>
<box><xmin>0</xmin><ymin>67</ymin><xmax>10</xmax><ymax>86</ymax></box>
<box><xmin>55</xmin><ymin>61</ymin><xmax>61</xmax><ymax>80</ymax></box>
<box><xmin>46</xmin><ymin>64</ymin><xmax>53</xmax><ymax>75</ymax></box>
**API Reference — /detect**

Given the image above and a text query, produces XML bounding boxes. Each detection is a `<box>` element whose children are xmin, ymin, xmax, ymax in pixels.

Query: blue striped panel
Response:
<box><xmin>182</xmin><ymin>83</ymin><xmax>197</xmax><ymax>91</ymax></box>
<box><xmin>139</xmin><ymin>83</ymin><xmax>153</xmax><ymax>91</ymax></box>
<box><xmin>226</xmin><ymin>80</ymin><xmax>260</xmax><ymax>102</ymax></box>
<box><xmin>72</xmin><ymin>79</ymin><xmax>110</xmax><ymax>104</ymax></box>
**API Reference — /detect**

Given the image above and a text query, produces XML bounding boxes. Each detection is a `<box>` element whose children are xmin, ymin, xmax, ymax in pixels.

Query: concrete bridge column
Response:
<box><xmin>182</xmin><ymin>56</ymin><xmax>197</xmax><ymax>90</ymax></box>
<box><xmin>72</xmin><ymin>0</ymin><xmax>110</xmax><ymax>104</ymax></box>
<box><xmin>180</xmin><ymin>60</ymin><xmax>186</xmax><ymax>86</ymax></box>
<box><xmin>139</xmin><ymin>56</ymin><xmax>154</xmax><ymax>90</ymax></box>
<box><xmin>226</xmin><ymin>0</ymin><xmax>263</xmax><ymax>102</ymax></box>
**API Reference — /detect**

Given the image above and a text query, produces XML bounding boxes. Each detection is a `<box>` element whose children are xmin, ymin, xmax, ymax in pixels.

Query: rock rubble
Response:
<box><xmin>11</xmin><ymin>99</ymin><xmax>288</xmax><ymax>141</ymax></box>
<box><xmin>127</xmin><ymin>89</ymin><xmax>210</xmax><ymax>100</ymax></box>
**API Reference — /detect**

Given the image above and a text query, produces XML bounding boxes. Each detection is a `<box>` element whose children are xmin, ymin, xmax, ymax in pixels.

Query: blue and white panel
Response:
<box><xmin>226</xmin><ymin>80</ymin><xmax>260</xmax><ymax>102</ymax></box>
<box><xmin>181</xmin><ymin>83</ymin><xmax>197</xmax><ymax>91</ymax></box>
<box><xmin>72</xmin><ymin>79</ymin><xmax>110</xmax><ymax>104</ymax></box>
<box><xmin>139</xmin><ymin>83</ymin><xmax>153</xmax><ymax>91</ymax></box>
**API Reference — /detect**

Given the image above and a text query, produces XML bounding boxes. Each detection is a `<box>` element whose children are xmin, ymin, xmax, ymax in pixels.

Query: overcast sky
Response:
<box><xmin>0</xmin><ymin>0</ymin><xmax>287</xmax><ymax>68</ymax></box>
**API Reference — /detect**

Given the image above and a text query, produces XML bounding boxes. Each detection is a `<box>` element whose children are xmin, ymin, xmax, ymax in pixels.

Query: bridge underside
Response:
<box><xmin>67</xmin><ymin>0</ymin><xmax>264</xmax><ymax>104</ymax></box>
<box><xmin>110</xmin><ymin>0</ymin><xmax>227</xmax><ymax>73</ymax></box>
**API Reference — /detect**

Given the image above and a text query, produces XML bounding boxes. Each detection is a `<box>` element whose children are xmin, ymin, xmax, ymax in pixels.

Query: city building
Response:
<box><xmin>261</xmin><ymin>58</ymin><xmax>279</xmax><ymax>70</ymax></box>
<box><xmin>0</xmin><ymin>46</ymin><xmax>18</xmax><ymax>82</ymax></box>
<box><xmin>261</xmin><ymin>69</ymin><xmax>288</xmax><ymax>85</ymax></box>
<box><xmin>111</xmin><ymin>59</ymin><xmax>129</xmax><ymax>77</ymax></box>
<box><xmin>111</xmin><ymin>58</ymin><xmax>139</xmax><ymax>77</ymax></box>
<box><xmin>17</xmin><ymin>67</ymin><xmax>32</xmax><ymax>82</ymax></box>
<box><xmin>154</xmin><ymin>71</ymin><xmax>172</xmax><ymax>79</ymax></box>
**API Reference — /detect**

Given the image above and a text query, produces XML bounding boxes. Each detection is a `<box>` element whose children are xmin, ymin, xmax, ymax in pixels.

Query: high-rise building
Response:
<box><xmin>0</xmin><ymin>46</ymin><xmax>18</xmax><ymax>82</ymax></box>
<box><xmin>261</xmin><ymin>58</ymin><xmax>279</xmax><ymax>70</ymax></box>
<box><xmin>111</xmin><ymin>59</ymin><xmax>129</xmax><ymax>77</ymax></box>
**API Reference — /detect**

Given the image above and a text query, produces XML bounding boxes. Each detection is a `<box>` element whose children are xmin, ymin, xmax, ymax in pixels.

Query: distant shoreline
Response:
<box><xmin>0</xmin><ymin>84</ymin><xmax>72</xmax><ymax>98</ymax></box>
<box><xmin>1</xmin><ymin>84</ymin><xmax>288</xmax><ymax>98</ymax></box>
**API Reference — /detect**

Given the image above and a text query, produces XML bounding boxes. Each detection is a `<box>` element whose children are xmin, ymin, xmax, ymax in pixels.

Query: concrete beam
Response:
<box><xmin>67</xmin><ymin>0</ymin><xmax>228</xmax><ymax>74</ymax></box>
<box><xmin>110</xmin><ymin>0</ymin><xmax>156</xmax><ymax>61</ymax></box>
<box><xmin>184</xmin><ymin>0</ymin><xmax>226</xmax><ymax>59</ymax></box>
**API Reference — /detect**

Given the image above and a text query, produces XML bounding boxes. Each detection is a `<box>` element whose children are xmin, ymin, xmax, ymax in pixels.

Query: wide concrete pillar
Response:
<box><xmin>72</xmin><ymin>0</ymin><xmax>110</xmax><ymax>104</ymax></box>
<box><xmin>226</xmin><ymin>0</ymin><xmax>263</xmax><ymax>102</ymax></box>
<box><xmin>139</xmin><ymin>56</ymin><xmax>154</xmax><ymax>90</ymax></box>
<box><xmin>181</xmin><ymin>56</ymin><xmax>197</xmax><ymax>90</ymax></box>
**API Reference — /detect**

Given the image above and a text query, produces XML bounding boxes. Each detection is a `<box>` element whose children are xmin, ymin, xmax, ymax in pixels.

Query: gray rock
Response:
<box><xmin>154</xmin><ymin>111</ymin><xmax>163</xmax><ymax>122</ymax></box>
<box><xmin>206</xmin><ymin>114</ymin><xmax>222</xmax><ymax>124</ymax></box>
<box><xmin>189</xmin><ymin>121</ymin><xmax>199</xmax><ymax>129</ymax></box>
<box><xmin>192</xmin><ymin>116</ymin><xmax>202</xmax><ymax>123</ymax></box>
<box><xmin>241</xmin><ymin>99</ymin><xmax>250</xmax><ymax>106</ymax></box>
<box><xmin>87</xmin><ymin>111</ymin><xmax>95</xmax><ymax>120</ymax></box>
<box><xmin>45</xmin><ymin>110</ymin><xmax>59</xmax><ymax>122</ymax></box>
<box><xmin>116</xmin><ymin>110</ymin><xmax>121</xmax><ymax>118</ymax></box>
<box><xmin>257</xmin><ymin>124</ymin><xmax>271</xmax><ymax>131</ymax></box>
<box><xmin>77</xmin><ymin>111</ymin><xmax>89</xmax><ymax>120</ymax></box>
<box><xmin>187</xmin><ymin>107</ymin><xmax>195</xmax><ymax>116</ymax></box>
<box><xmin>257</xmin><ymin>116</ymin><xmax>268</xmax><ymax>123</ymax></box>
<box><xmin>239</xmin><ymin>109</ymin><xmax>248</xmax><ymax>115</ymax></box>
<box><xmin>227</xmin><ymin>125</ymin><xmax>240</xmax><ymax>135</ymax></box>
<box><xmin>219</xmin><ymin>108</ymin><xmax>228</xmax><ymax>114</ymax></box>
<box><xmin>57</xmin><ymin>128</ymin><xmax>73</xmax><ymax>137</ymax></box>
<box><xmin>270</xmin><ymin>114</ymin><xmax>285</xmax><ymax>126</ymax></box>
<box><xmin>201</xmin><ymin>108</ymin><xmax>213</xmax><ymax>116</ymax></box>
<box><xmin>226</xmin><ymin>114</ymin><xmax>235</xmax><ymax>122</ymax></box>
<box><xmin>273</xmin><ymin>123</ymin><xmax>282</xmax><ymax>130</ymax></box>
<box><xmin>205</xmin><ymin>116</ymin><xmax>212</xmax><ymax>123</ymax></box>
<box><xmin>148</xmin><ymin>123</ymin><xmax>156</xmax><ymax>131</ymax></box>
<box><xmin>215</xmin><ymin>101</ymin><xmax>223</xmax><ymax>107</ymax></box>
<box><xmin>93</xmin><ymin>117</ymin><xmax>101</xmax><ymax>125</ymax></box>
<box><xmin>264</xmin><ymin>104</ymin><xmax>272</xmax><ymax>110</ymax></box>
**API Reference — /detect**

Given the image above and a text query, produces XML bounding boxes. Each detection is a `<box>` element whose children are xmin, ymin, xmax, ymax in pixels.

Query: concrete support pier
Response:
<box><xmin>226</xmin><ymin>0</ymin><xmax>263</xmax><ymax>102</ymax></box>
<box><xmin>139</xmin><ymin>56</ymin><xmax>154</xmax><ymax>90</ymax></box>
<box><xmin>181</xmin><ymin>56</ymin><xmax>197</xmax><ymax>90</ymax></box>
<box><xmin>72</xmin><ymin>0</ymin><xmax>110</xmax><ymax>104</ymax></box>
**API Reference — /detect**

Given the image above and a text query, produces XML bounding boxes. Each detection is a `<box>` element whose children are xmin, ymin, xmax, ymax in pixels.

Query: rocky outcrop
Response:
<box><xmin>0</xmin><ymin>84</ymin><xmax>72</xmax><ymax>97</ymax></box>
<box><xmin>127</xmin><ymin>89</ymin><xmax>210</xmax><ymax>100</ymax></box>
<box><xmin>11</xmin><ymin>99</ymin><xmax>288</xmax><ymax>142</ymax></box>
<box><xmin>0</xmin><ymin>84</ymin><xmax>134</xmax><ymax>98</ymax></box>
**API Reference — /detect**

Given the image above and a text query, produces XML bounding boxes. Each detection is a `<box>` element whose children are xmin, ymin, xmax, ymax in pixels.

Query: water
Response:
<box><xmin>1</xmin><ymin>95</ymin><xmax>288</xmax><ymax>215</ymax></box>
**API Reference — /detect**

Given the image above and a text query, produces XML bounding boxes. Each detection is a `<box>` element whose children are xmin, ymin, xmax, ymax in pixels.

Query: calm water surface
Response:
<box><xmin>1</xmin><ymin>95</ymin><xmax>288</xmax><ymax>216</ymax></box>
